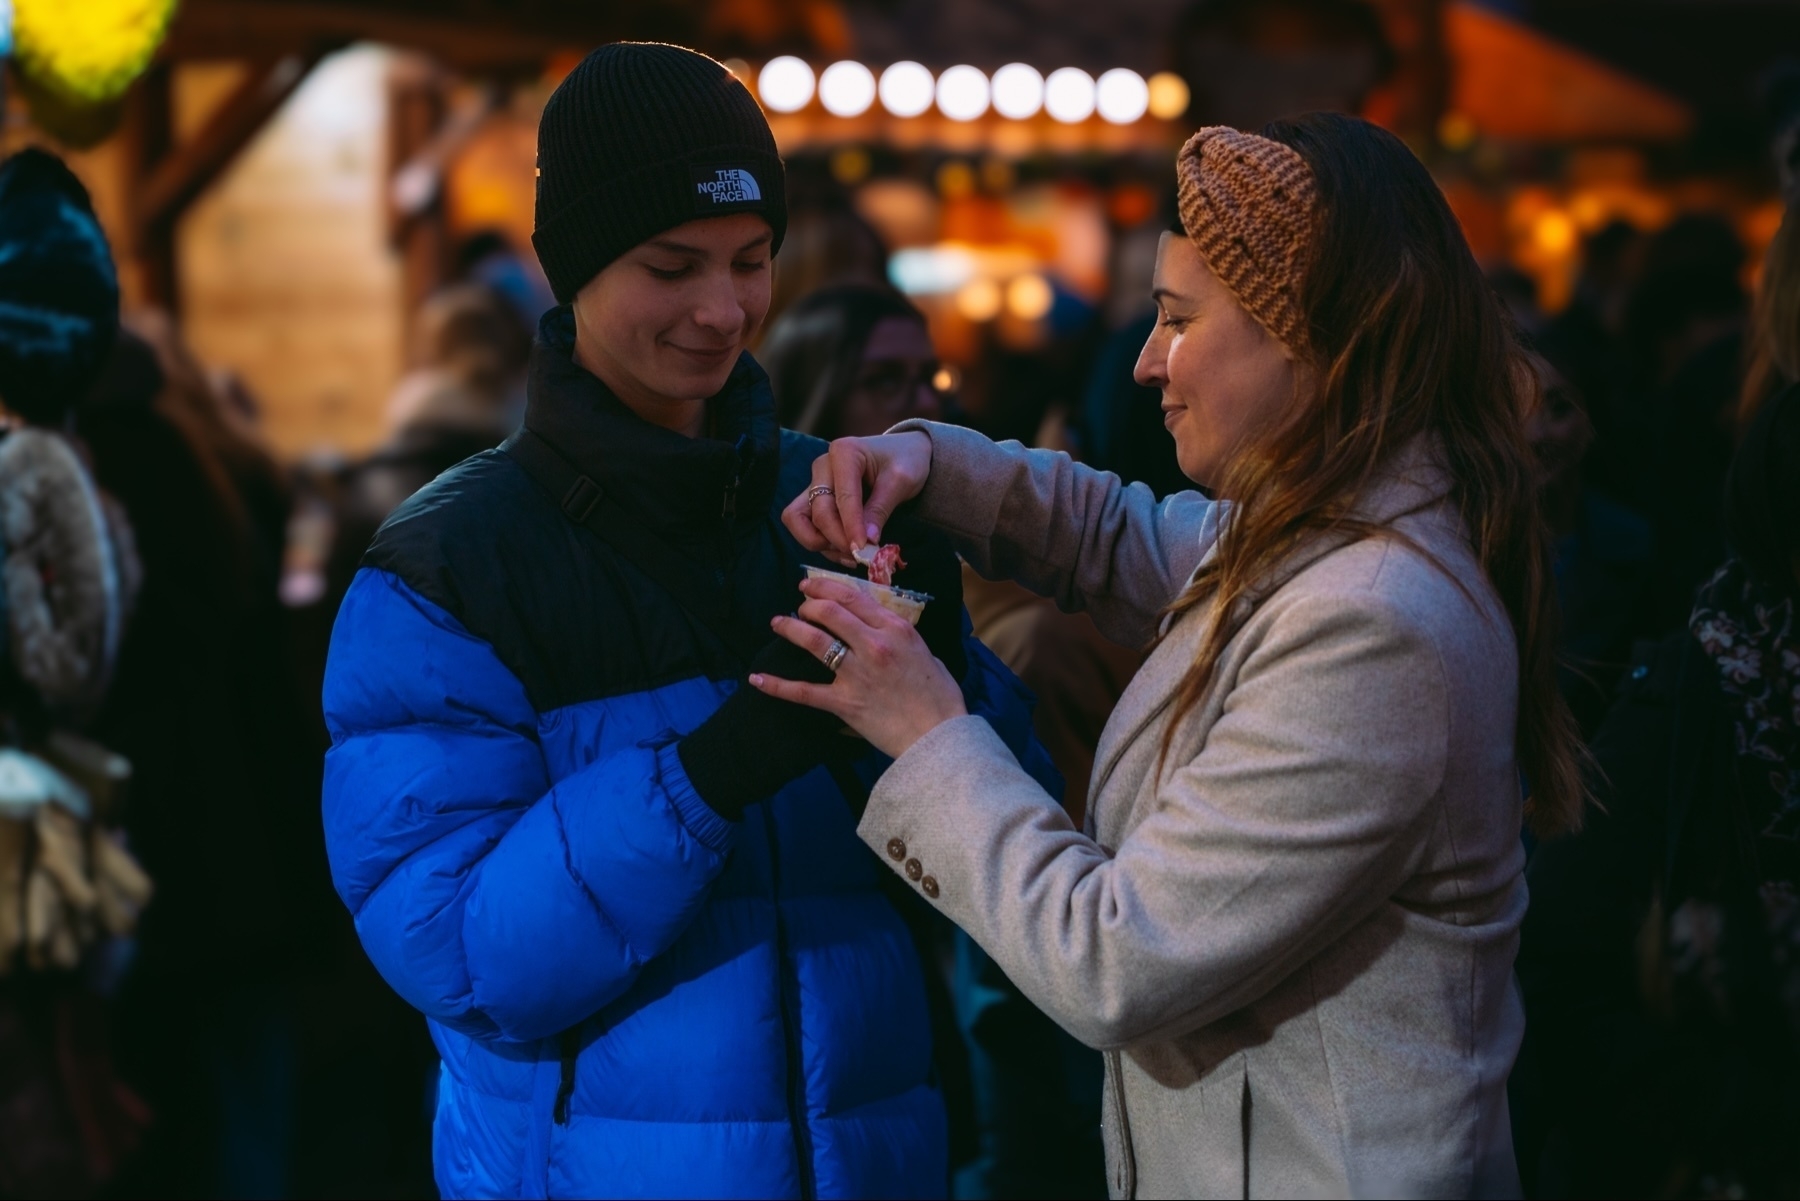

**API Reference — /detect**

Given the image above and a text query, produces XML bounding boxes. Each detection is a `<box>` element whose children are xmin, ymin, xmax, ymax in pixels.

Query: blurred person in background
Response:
<box><xmin>762</xmin><ymin>281</ymin><xmax>1114</xmax><ymax>1199</ymax></box>
<box><xmin>0</xmin><ymin>146</ymin><xmax>151</xmax><ymax>1201</ymax></box>
<box><xmin>1740</xmin><ymin>201</ymin><xmax>1799</xmax><ymax>427</ymax></box>
<box><xmin>763</xmin><ymin>174</ymin><xmax>889</xmax><ymax>329</ymax></box>
<box><xmin>323</xmin><ymin>281</ymin><xmax>530</xmax><ymax>607</ymax></box>
<box><xmin>1514</xmin><ymin>373</ymin><xmax>1800</xmax><ymax>1199</ymax></box>
<box><xmin>1622</xmin><ymin>215</ymin><xmax>1750</xmax><ymax>633</ymax></box>
<box><xmin>0</xmin><ymin>145</ymin><xmax>324</xmax><ymax>1198</ymax></box>
<box><xmin>761</xmin><ymin>283</ymin><xmax>945</xmax><ymax>438</ymax></box>
<box><xmin>1527</xmin><ymin>339</ymin><xmax>1653</xmax><ymax>736</ymax></box>
<box><xmin>1536</xmin><ymin>220</ymin><xmax>1645</xmax><ymax>509</ymax></box>
<box><xmin>455</xmin><ymin>228</ymin><xmax>556</xmax><ymax>339</ymax></box>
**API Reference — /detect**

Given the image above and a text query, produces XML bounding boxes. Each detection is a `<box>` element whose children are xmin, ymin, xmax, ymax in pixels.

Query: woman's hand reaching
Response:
<box><xmin>782</xmin><ymin>431</ymin><xmax>934</xmax><ymax>565</ymax></box>
<box><xmin>751</xmin><ymin>574</ymin><xmax>967</xmax><ymax>761</ymax></box>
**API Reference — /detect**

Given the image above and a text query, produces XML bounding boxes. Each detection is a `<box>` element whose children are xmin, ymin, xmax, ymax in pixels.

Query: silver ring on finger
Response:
<box><xmin>822</xmin><ymin>639</ymin><xmax>850</xmax><ymax>674</ymax></box>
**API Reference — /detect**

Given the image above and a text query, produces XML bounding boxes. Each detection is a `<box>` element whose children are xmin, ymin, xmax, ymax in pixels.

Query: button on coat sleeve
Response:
<box><xmin>322</xmin><ymin>568</ymin><xmax>737</xmax><ymax>1044</ymax></box>
<box><xmin>858</xmin><ymin>589</ymin><xmax>1450</xmax><ymax>1050</ymax></box>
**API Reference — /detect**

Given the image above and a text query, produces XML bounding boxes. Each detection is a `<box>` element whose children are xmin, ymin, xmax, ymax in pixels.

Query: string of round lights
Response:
<box><xmin>758</xmin><ymin>61</ymin><xmax>1188</xmax><ymax>123</ymax></box>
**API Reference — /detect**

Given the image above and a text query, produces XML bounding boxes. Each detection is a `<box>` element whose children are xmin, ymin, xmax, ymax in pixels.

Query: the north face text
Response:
<box><xmin>695</xmin><ymin>168</ymin><xmax>761</xmax><ymax>204</ymax></box>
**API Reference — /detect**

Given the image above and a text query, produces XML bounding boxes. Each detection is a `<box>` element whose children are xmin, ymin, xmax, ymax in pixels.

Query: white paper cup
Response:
<box><xmin>803</xmin><ymin>565</ymin><xmax>930</xmax><ymax>626</ymax></box>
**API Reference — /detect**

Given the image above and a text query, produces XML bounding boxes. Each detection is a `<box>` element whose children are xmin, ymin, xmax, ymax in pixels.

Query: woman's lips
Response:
<box><xmin>1161</xmin><ymin>406</ymin><xmax>1183</xmax><ymax>428</ymax></box>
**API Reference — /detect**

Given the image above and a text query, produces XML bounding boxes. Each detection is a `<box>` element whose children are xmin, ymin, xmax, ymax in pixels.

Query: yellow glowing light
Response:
<box><xmin>936</xmin><ymin>160</ymin><xmax>976</xmax><ymax>200</ymax></box>
<box><xmin>1146</xmin><ymin>72</ymin><xmax>1190</xmax><ymax>121</ymax></box>
<box><xmin>1532</xmin><ymin>210</ymin><xmax>1578</xmax><ymax>256</ymax></box>
<box><xmin>1437</xmin><ymin>110</ymin><xmax>1478</xmax><ymax>152</ymax></box>
<box><xmin>831</xmin><ymin>146</ymin><xmax>872</xmax><ymax>186</ymax></box>
<box><xmin>955</xmin><ymin>278</ymin><xmax>1003</xmax><ymax>322</ymax></box>
<box><xmin>1005</xmin><ymin>273</ymin><xmax>1054</xmax><ymax>320</ymax></box>
<box><xmin>931</xmin><ymin>366</ymin><xmax>959</xmax><ymax>394</ymax></box>
<box><xmin>12</xmin><ymin>0</ymin><xmax>178</xmax><ymax>105</ymax></box>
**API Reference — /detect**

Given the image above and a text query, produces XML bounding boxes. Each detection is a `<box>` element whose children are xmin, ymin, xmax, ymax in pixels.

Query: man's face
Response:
<box><xmin>571</xmin><ymin>213</ymin><xmax>774</xmax><ymax>412</ymax></box>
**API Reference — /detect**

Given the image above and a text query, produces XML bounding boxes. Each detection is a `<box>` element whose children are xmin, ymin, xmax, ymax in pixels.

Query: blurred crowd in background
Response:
<box><xmin>0</xmin><ymin>0</ymin><xmax>1797</xmax><ymax>1198</ymax></box>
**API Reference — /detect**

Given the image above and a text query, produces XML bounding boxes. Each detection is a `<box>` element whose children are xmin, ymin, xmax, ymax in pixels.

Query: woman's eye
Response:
<box><xmin>646</xmin><ymin>265</ymin><xmax>689</xmax><ymax>280</ymax></box>
<box><xmin>734</xmin><ymin>259</ymin><xmax>769</xmax><ymax>274</ymax></box>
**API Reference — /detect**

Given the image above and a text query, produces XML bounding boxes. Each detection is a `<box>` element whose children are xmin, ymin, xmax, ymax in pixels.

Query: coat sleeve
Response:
<box><xmin>890</xmin><ymin>419</ymin><xmax>1217</xmax><ymax>649</ymax></box>
<box><xmin>322</xmin><ymin>567</ymin><xmax>737</xmax><ymax>1044</ymax></box>
<box><xmin>856</xmin><ymin>588</ymin><xmax>1449</xmax><ymax>1050</ymax></box>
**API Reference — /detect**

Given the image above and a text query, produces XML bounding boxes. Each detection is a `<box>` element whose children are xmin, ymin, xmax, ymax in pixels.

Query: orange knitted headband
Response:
<box><xmin>1175</xmin><ymin>126</ymin><xmax>1318</xmax><ymax>354</ymax></box>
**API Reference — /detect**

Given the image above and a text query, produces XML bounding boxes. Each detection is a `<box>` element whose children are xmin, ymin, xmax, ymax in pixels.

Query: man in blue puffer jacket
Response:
<box><xmin>322</xmin><ymin>43</ymin><xmax>1056</xmax><ymax>1200</ymax></box>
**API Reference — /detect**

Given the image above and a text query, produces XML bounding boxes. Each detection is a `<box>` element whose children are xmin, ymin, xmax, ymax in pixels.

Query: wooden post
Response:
<box><xmin>124</xmin><ymin>48</ymin><xmax>333</xmax><ymax>315</ymax></box>
<box><xmin>120</xmin><ymin>60</ymin><xmax>179</xmax><ymax>311</ymax></box>
<box><xmin>387</xmin><ymin>59</ymin><xmax>454</xmax><ymax>349</ymax></box>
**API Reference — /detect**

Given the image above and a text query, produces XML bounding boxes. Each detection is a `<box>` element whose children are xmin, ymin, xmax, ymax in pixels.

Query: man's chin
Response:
<box><xmin>656</xmin><ymin>358</ymin><xmax>739</xmax><ymax>402</ymax></box>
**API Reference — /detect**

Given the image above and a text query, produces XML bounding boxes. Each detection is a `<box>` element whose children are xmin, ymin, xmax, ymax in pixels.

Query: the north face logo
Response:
<box><xmin>695</xmin><ymin>168</ymin><xmax>761</xmax><ymax>204</ymax></box>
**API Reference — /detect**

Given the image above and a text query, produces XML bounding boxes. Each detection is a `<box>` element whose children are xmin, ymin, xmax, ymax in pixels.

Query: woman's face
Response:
<box><xmin>1135</xmin><ymin>232</ymin><xmax>1299</xmax><ymax>491</ymax></box>
<box><xmin>571</xmin><ymin>213</ymin><xmax>773</xmax><ymax>420</ymax></box>
<box><xmin>836</xmin><ymin>316</ymin><xmax>944</xmax><ymax>439</ymax></box>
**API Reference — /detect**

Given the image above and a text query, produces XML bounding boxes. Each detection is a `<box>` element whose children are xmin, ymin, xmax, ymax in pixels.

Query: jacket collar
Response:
<box><xmin>522</xmin><ymin>306</ymin><xmax>781</xmax><ymax>538</ymax></box>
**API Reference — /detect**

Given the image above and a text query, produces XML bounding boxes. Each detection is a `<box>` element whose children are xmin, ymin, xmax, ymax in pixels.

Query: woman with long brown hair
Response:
<box><xmin>756</xmin><ymin>112</ymin><xmax>1584</xmax><ymax>1197</ymax></box>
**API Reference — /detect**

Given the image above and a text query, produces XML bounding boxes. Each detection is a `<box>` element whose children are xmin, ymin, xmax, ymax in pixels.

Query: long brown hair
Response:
<box><xmin>1160</xmin><ymin>112</ymin><xmax>1587</xmax><ymax>838</ymax></box>
<box><xmin>1741</xmin><ymin>204</ymin><xmax>1800</xmax><ymax>427</ymax></box>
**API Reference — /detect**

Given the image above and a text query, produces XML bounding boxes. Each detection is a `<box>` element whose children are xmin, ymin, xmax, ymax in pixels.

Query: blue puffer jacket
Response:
<box><xmin>322</xmin><ymin>310</ymin><xmax>1056</xmax><ymax>1199</ymax></box>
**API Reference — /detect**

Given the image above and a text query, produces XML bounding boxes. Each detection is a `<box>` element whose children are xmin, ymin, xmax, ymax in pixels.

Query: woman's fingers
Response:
<box><xmin>858</xmin><ymin>432</ymin><xmax>933</xmax><ymax>545</ymax></box>
<box><xmin>783</xmin><ymin>461</ymin><xmax>858</xmax><ymax>565</ymax></box>
<box><xmin>748</xmin><ymin>671</ymin><xmax>839</xmax><ymax>714</ymax></box>
<box><xmin>770</xmin><ymin>612</ymin><xmax>845</xmax><ymax>666</ymax></box>
<box><xmin>797</xmin><ymin>577</ymin><xmax>902</xmax><ymax>642</ymax></box>
<box><xmin>829</xmin><ymin>443</ymin><xmax>873</xmax><ymax>552</ymax></box>
<box><xmin>781</xmin><ymin>489</ymin><xmax>827</xmax><ymax>552</ymax></box>
<box><xmin>787</xmin><ymin>432</ymin><xmax>934</xmax><ymax>558</ymax></box>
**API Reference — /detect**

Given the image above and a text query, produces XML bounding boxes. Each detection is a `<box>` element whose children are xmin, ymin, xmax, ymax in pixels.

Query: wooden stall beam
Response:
<box><xmin>136</xmin><ymin>47</ymin><xmax>334</xmax><ymax>238</ymax></box>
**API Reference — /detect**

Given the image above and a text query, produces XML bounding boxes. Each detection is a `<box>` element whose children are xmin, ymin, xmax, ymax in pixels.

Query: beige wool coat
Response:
<box><xmin>860</xmin><ymin>422</ymin><xmax>1527</xmax><ymax>1199</ymax></box>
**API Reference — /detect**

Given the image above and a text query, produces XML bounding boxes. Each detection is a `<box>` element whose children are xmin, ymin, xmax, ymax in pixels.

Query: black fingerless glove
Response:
<box><xmin>677</xmin><ymin>637</ymin><xmax>862</xmax><ymax>822</ymax></box>
<box><xmin>886</xmin><ymin>514</ymin><xmax>969</xmax><ymax>683</ymax></box>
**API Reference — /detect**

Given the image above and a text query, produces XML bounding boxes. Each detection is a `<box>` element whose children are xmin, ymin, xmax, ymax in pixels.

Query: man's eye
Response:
<box><xmin>734</xmin><ymin>259</ymin><xmax>769</xmax><ymax>274</ymax></box>
<box><xmin>647</xmin><ymin>265</ymin><xmax>689</xmax><ymax>280</ymax></box>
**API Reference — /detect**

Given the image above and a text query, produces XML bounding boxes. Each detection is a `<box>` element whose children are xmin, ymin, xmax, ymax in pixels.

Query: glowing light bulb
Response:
<box><xmin>757</xmin><ymin>56</ymin><xmax>814</xmax><ymax>113</ymax></box>
<box><xmin>936</xmin><ymin>64</ymin><xmax>990</xmax><ymax>122</ymax></box>
<box><xmin>1006</xmin><ymin>273</ymin><xmax>1054</xmax><ymax>320</ymax></box>
<box><xmin>1096</xmin><ymin>69</ymin><xmax>1148</xmax><ymax>124</ymax></box>
<box><xmin>879</xmin><ymin>61</ymin><xmax>935</xmax><ymax>118</ymax></box>
<box><xmin>955</xmin><ymin>278</ymin><xmax>1002</xmax><ymax>322</ymax></box>
<box><xmin>990</xmin><ymin>63</ymin><xmax>1043</xmax><ymax>120</ymax></box>
<box><xmin>1044</xmin><ymin>67</ymin><xmax>1095</xmax><ymax>123</ymax></box>
<box><xmin>818</xmin><ymin>60</ymin><xmax>876</xmax><ymax>117</ymax></box>
<box><xmin>1146</xmin><ymin>72</ymin><xmax>1189</xmax><ymax>120</ymax></box>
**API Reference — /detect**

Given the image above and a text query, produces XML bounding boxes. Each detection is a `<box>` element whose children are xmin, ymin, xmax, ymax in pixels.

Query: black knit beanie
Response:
<box><xmin>532</xmin><ymin>43</ymin><xmax>787</xmax><ymax>304</ymax></box>
<box><xmin>0</xmin><ymin>148</ymin><xmax>120</xmax><ymax>426</ymax></box>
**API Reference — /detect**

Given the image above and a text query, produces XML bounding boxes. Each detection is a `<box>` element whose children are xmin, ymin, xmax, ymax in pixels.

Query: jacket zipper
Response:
<box><xmin>551</xmin><ymin>1027</ymin><xmax>580</xmax><ymax>1125</ymax></box>
<box><xmin>760</xmin><ymin>803</ymin><xmax>817</xmax><ymax>1199</ymax></box>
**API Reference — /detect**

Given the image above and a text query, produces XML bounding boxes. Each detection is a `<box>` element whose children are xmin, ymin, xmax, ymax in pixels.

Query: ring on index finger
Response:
<box><xmin>822</xmin><ymin>639</ymin><xmax>850</xmax><ymax>673</ymax></box>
